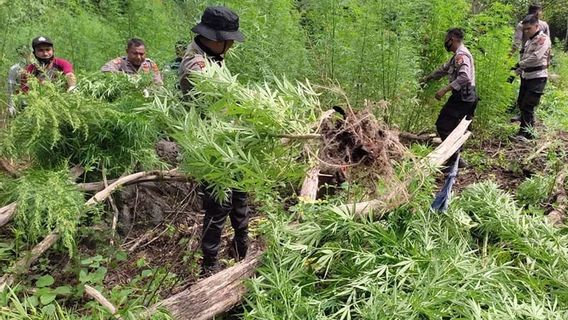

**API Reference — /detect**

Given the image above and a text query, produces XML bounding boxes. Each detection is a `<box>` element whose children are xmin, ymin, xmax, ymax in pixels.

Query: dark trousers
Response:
<box><xmin>516</xmin><ymin>77</ymin><xmax>547</xmax><ymax>138</ymax></box>
<box><xmin>201</xmin><ymin>185</ymin><xmax>249</xmax><ymax>266</ymax></box>
<box><xmin>435</xmin><ymin>93</ymin><xmax>477</xmax><ymax>164</ymax></box>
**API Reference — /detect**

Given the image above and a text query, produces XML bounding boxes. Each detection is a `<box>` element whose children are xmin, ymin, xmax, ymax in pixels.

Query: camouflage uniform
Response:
<box><xmin>427</xmin><ymin>44</ymin><xmax>477</xmax><ymax>140</ymax></box>
<box><xmin>515</xmin><ymin>30</ymin><xmax>551</xmax><ymax>138</ymax></box>
<box><xmin>179</xmin><ymin>38</ymin><xmax>224</xmax><ymax>95</ymax></box>
<box><xmin>101</xmin><ymin>57</ymin><xmax>163</xmax><ymax>85</ymax></box>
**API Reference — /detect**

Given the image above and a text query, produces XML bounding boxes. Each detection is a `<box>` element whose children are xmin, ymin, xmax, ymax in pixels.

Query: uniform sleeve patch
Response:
<box><xmin>455</xmin><ymin>55</ymin><xmax>465</xmax><ymax>65</ymax></box>
<box><xmin>537</xmin><ymin>37</ymin><xmax>546</xmax><ymax>45</ymax></box>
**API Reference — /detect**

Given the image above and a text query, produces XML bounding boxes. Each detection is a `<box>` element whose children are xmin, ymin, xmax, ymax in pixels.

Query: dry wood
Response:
<box><xmin>548</xmin><ymin>166</ymin><xmax>568</xmax><ymax>226</ymax></box>
<box><xmin>0</xmin><ymin>159</ymin><xmax>20</xmax><ymax>178</ymax></box>
<box><xmin>84</xmin><ymin>285</ymin><xmax>123</xmax><ymax>319</ymax></box>
<box><xmin>299</xmin><ymin>166</ymin><xmax>320</xmax><ymax>202</ymax></box>
<box><xmin>143</xmin><ymin>250</ymin><xmax>262</xmax><ymax>320</ymax></box>
<box><xmin>398</xmin><ymin>132</ymin><xmax>439</xmax><ymax>144</ymax></box>
<box><xmin>277</xmin><ymin>133</ymin><xmax>323</xmax><ymax>140</ymax></box>
<box><xmin>0</xmin><ymin>233</ymin><xmax>59</xmax><ymax>291</ymax></box>
<box><xmin>0</xmin><ymin>203</ymin><xmax>17</xmax><ymax>227</ymax></box>
<box><xmin>77</xmin><ymin>175</ymin><xmax>189</xmax><ymax>192</ymax></box>
<box><xmin>86</xmin><ymin>169</ymin><xmax>181</xmax><ymax>206</ymax></box>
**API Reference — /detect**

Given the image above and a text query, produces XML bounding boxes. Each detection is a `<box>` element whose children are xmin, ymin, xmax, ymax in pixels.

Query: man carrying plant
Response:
<box><xmin>20</xmin><ymin>36</ymin><xmax>77</xmax><ymax>93</ymax></box>
<box><xmin>422</xmin><ymin>28</ymin><xmax>477</xmax><ymax>169</ymax></box>
<box><xmin>101</xmin><ymin>38</ymin><xmax>163</xmax><ymax>86</ymax></box>
<box><xmin>178</xmin><ymin>6</ymin><xmax>248</xmax><ymax>275</ymax></box>
<box><xmin>511</xmin><ymin>14</ymin><xmax>551</xmax><ymax>142</ymax></box>
<box><xmin>6</xmin><ymin>45</ymin><xmax>33</xmax><ymax>116</ymax></box>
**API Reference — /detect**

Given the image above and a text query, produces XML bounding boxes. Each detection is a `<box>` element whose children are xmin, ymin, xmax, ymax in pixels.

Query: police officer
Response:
<box><xmin>512</xmin><ymin>14</ymin><xmax>551</xmax><ymax>142</ymax></box>
<box><xmin>178</xmin><ymin>6</ymin><xmax>247</xmax><ymax>275</ymax></box>
<box><xmin>422</xmin><ymin>28</ymin><xmax>477</xmax><ymax>168</ymax></box>
<box><xmin>101</xmin><ymin>38</ymin><xmax>163</xmax><ymax>86</ymax></box>
<box><xmin>510</xmin><ymin>4</ymin><xmax>550</xmax><ymax>57</ymax></box>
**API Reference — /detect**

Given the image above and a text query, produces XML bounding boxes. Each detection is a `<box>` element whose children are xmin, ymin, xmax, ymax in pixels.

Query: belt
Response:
<box><xmin>523</xmin><ymin>65</ymin><xmax>547</xmax><ymax>72</ymax></box>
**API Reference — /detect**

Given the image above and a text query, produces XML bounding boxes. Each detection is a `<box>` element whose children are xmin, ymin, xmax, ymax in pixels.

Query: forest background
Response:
<box><xmin>1</xmin><ymin>0</ymin><xmax>567</xmax><ymax>133</ymax></box>
<box><xmin>2</xmin><ymin>0</ymin><xmax>568</xmax><ymax>319</ymax></box>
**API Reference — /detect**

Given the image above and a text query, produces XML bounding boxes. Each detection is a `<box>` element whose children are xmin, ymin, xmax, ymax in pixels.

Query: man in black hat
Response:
<box><xmin>179</xmin><ymin>6</ymin><xmax>248</xmax><ymax>276</ymax></box>
<box><xmin>179</xmin><ymin>5</ymin><xmax>244</xmax><ymax>94</ymax></box>
<box><xmin>21</xmin><ymin>36</ymin><xmax>76</xmax><ymax>93</ymax></box>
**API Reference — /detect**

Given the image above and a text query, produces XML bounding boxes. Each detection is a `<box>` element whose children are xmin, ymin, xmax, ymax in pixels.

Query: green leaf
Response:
<box><xmin>40</xmin><ymin>293</ymin><xmax>56</xmax><ymax>305</ymax></box>
<box><xmin>25</xmin><ymin>295</ymin><xmax>39</xmax><ymax>307</ymax></box>
<box><xmin>41</xmin><ymin>303</ymin><xmax>56</xmax><ymax>315</ymax></box>
<box><xmin>54</xmin><ymin>286</ymin><xmax>72</xmax><ymax>295</ymax></box>
<box><xmin>141</xmin><ymin>269</ymin><xmax>153</xmax><ymax>278</ymax></box>
<box><xmin>36</xmin><ymin>275</ymin><xmax>55</xmax><ymax>288</ymax></box>
<box><xmin>115</xmin><ymin>251</ymin><xmax>127</xmax><ymax>262</ymax></box>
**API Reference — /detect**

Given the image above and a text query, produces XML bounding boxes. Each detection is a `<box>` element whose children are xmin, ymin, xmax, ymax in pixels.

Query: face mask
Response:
<box><xmin>444</xmin><ymin>39</ymin><xmax>453</xmax><ymax>52</ymax></box>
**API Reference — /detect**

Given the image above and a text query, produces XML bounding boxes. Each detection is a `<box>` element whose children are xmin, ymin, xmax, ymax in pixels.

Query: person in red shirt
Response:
<box><xmin>21</xmin><ymin>36</ymin><xmax>76</xmax><ymax>92</ymax></box>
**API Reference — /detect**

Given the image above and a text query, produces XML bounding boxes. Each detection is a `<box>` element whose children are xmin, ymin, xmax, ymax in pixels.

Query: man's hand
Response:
<box><xmin>435</xmin><ymin>86</ymin><xmax>450</xmax><ymax>100</ymax></box>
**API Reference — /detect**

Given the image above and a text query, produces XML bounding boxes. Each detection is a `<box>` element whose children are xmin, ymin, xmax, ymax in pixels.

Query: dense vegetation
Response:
<box><xmin>1</xmin><ymin>0</ymin><xmax>568</xmax><ymax>319</ymax></box>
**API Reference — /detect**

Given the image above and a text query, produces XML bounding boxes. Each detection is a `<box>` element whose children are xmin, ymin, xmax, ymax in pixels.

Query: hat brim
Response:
<box><xmin>192</xmin><ymin>23</ymin><xmax>245</xmax><ymax>42</ymax></box>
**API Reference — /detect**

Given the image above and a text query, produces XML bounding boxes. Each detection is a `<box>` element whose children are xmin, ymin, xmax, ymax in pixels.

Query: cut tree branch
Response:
<box><xmin>0</xmin><ymin>203</ymin><xmax>17</xmax><ymax>227</ymax></box>
<box><xmin>84</xmin><ymin>284</ymin><xmax>123</xmax><ymax>319</ymax></box>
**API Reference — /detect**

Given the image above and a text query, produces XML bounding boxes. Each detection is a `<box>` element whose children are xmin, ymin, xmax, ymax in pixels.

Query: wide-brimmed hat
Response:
<box><xmin>32</xmin><ymin>36</ymin><xmax>53</xmax><ymax>49</ymax></box>
<box><xmin>192</xmin><ymin>6</ymin><xmax>245</xmax><ymax>42</ymax></box>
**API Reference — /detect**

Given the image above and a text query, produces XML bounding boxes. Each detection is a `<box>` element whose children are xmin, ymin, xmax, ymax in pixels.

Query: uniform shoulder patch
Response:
<box><xmin>455</xmin><ymin>54</ymin><xmax>465</xmax><ymax>65</ymax></box>
<box><xmin>537</xmin><ymin>37</ymin><xmax>546</xmax><ymax>45</ymax></box>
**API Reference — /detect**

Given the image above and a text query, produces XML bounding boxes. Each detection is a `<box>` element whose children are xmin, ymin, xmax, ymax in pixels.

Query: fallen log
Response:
<box><xmin>143</xmin><ymin>250</ymin><xmax>263</xmax><ymax>320</ymax></box>
<box><xmin>547</xmin><ymin>166</ymin><xmax>568</xmax><ymax>226</ymax></box>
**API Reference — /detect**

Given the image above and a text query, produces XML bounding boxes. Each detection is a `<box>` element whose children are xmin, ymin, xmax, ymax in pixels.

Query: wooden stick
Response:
<box><xmin>84</xmin><ymin>285</ymin><xmax>123</xmax><ymax>319</ymax></box>
<box><xmin>0</xmin><ymin>233</ymin><xmax>59</xmax><ymax>291</ymax></box>
<box><xmin>86</xmin><ymin>169</ymin><xmax>180</xmax><ymax>206</ymax></box>
<box><xmin>102</xmin><ymin>167</ymin><xmax>120</xmax><ymax>246</ymax></box>
<box><xmin>77</xmin><ymin>174</ymin><xmax>189</xmax><ymax>192</ymax></box>
<box><xmin>0</xmin><ymin>203</ymin><xmax>17</xmax><ymax>227</ymax></box>
<box><xmin>277</xmin><ymin>133</ymin><xmax>323</xmax><ymax>140</ymax></box>
<box><xmin>548</xmin><ymin>166</ymin><xmax>568</xmax><ymax>226</ymax></box>
<box><xmin>299</xmin><ymin>166</ymin><xmax>320</xmax><ymax>202</ymax></box>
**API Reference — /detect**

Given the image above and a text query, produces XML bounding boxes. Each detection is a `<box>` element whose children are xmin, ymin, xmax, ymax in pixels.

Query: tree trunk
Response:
<box><xmin>143</xmin><ymin>250</ymin><xmax>262</xmax><ymax>320</ymax></box>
